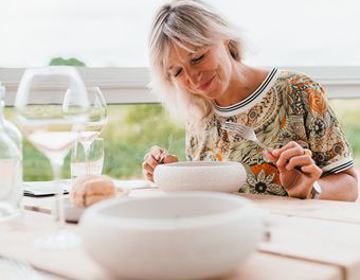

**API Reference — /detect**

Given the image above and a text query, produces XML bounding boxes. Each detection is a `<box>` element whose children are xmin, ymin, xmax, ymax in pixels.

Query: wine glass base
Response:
<box><xmin>33</xmin><ymin>230</ymin><xmax>81</xmax><ymax>250</ymax></box>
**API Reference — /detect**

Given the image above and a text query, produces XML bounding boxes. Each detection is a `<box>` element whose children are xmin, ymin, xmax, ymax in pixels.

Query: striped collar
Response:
<box><xmin>213</xmin><ymin>68</ymin><xmax>279</xmax><ymax>117</ymax></box>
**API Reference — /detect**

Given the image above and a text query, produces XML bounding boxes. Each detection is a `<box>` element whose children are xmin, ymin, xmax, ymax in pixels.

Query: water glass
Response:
<box><xmin>71</xmin><ymin>138</ymin><xmax>104</xmax><ymax>179</ymax></box>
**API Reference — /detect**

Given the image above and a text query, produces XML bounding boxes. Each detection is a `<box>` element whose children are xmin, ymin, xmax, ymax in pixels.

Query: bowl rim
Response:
<box><xmin>81</xmin><ymin>192</ymin><xmax>262</xmax><ymax>230</ymax></box>
<box><xmin>156</xmin><ymin>161</ymin><xmax>243</xmax><ymax>169</ymax></box>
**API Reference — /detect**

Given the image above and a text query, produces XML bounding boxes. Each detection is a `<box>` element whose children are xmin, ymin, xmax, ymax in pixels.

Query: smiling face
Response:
<box><xmin>165</xmin><ymin>39</ymin><xmax>233</xmax><ymax>100</ymax></box>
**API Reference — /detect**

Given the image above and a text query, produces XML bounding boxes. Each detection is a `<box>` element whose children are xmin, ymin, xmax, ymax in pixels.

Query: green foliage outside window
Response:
<box><xmin>49</xmin><ymin>57</ymin><xmax>86</xmax><ymax>66</ymax></box>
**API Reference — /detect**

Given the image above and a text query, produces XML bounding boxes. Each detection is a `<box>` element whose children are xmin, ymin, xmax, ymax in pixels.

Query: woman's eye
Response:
<box><xmin>174</xmin><ymin>68</ymin><xmax>183</xmax><ymax>77</ymax></box>
<box><xmin>191</xmin><ymin>54</ymin><xmax>205</xmax><ymax>64</ymax></box>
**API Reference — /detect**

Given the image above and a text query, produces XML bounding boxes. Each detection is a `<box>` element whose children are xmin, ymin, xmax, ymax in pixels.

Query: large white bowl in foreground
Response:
<box><xmin>80</xmin><ymin>192</ymin><xmax>264</xmax><ymax>280</ymax></box>
<box><xmin>154</xmin><ymin>161</ymin><xmax>246</xmax><ymax>193</ymax></box>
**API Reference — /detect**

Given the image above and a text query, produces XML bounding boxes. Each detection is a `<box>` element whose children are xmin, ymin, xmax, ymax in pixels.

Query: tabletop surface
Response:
<box><xmin>2</xmin><ymin>188</ymin><xmax>360</xmax><ymax>280</ymax></box>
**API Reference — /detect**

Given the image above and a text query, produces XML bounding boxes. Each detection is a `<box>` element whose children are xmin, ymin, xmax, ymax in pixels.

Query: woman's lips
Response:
<box><xmin>197</xmin><ymin>75</ymin><xmax>215</xmax><ymax>91</ymax></box>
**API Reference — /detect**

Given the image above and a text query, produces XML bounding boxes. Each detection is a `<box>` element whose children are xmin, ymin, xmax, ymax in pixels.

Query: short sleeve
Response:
<box><xmin>286</xmin><ymin>73</ymin><xmax>353</xmax><ymax>175</ymax></box>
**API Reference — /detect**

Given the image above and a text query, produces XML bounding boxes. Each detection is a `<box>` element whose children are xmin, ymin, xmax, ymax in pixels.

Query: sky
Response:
<box><xmin>0</xmin><ymin>0</ymin><xmax>359</xmax><ymax>67</ymax></box>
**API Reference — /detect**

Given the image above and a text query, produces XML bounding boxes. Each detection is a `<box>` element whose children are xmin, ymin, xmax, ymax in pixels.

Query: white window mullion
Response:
<box><xmin>1</xmin><ymin>66</ymin><xmax>360</xmax><ymax>105</ymax></box>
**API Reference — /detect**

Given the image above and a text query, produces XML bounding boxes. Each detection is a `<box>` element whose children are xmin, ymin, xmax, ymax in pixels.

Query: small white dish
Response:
<box><xmin>23</xmin><ymin>180</ymin><xmax>70</xmax><ymax>197</ymax></box>
<box><xmin>80</xmin><ymin>192</ymin><xmax>264</xmax><ymax>280</ymax></box>
<box><xmin>154</xmin><ymin>161</ymin><xmax>246</xmax><ymax>193</ymax></box>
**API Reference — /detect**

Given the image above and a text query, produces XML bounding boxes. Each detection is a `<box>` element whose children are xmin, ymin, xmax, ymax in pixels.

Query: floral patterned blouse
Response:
<box><xmin>185</xmin><ymin>68</ymin><xmax>353</xmax><ymax>196</ymax></box>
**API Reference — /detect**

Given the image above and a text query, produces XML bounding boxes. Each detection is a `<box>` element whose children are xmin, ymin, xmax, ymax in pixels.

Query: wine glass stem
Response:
<box><xmin>50</xmin><ymin>159</ymin><xmax>65</xmax><ymax>225</ymax></box>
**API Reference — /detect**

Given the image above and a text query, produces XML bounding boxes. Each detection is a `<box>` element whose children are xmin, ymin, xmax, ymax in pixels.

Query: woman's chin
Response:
<box><xmin>203</xmin><ymin>85</ymin><xmax>224</xmax><ymax>100</ymax></box>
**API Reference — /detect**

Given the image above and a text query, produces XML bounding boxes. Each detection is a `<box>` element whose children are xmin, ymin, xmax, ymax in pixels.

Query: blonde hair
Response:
<box><xmin>148</xmin><ymin>0</ymin><xmax>243</xmax><ymax>123</ymax></box>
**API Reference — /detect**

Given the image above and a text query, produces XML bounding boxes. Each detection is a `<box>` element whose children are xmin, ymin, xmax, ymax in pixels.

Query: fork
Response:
<box><xmin>223</xmin><ymin>122</ymin><xmax>308</xmax><ymax>175</ymax></box>
<box><xmin>222</xmin><ymin>122</ymin><xmax>273</xmax><ymax>151</ymax></box>
<box><xmin>157</xmin><ymin>134</ymin><xmax>174</xmax><ymax>164</ymax></box>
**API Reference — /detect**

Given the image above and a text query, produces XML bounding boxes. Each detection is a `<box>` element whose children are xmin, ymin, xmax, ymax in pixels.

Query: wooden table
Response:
<box><xmin>2</xmin><ymin>190</ymin><xmax>360</xmax><ymax>280</ymax></box>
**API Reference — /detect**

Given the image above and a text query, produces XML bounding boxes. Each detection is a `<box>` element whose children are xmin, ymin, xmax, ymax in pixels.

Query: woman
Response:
<box><xmin>142</xmin><ymin>0</ymin><xmax>358</xmax><ymax>201</ymax></box>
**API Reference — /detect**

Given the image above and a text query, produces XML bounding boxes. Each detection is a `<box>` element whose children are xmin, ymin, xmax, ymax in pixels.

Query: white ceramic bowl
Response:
<box><xmin>154</xmin><ymin>161</ymin><xmax>246</xmax><ymax>193</ymax></box>
<box><xmin>80</xmin><ymin>192</ymin><xmax>264</xmax><ymax>280</ymax></box>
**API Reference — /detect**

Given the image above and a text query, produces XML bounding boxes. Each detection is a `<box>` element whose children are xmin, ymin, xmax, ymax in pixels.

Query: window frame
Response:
<box><xmin>1</xmin><ymin>66</ymin><xmax>360</xmax><ymax>105</ymax></box>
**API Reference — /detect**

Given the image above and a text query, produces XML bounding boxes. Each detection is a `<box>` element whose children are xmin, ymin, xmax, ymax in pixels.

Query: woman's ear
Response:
<box><xmin>223</xmin><ymin>39</ymin><xmax>233</xmax><ymax>58</ymax></box>
<box><xmin>223</xmin><ymin>39</ymin><xmax>231</xmax><ymax>49</ymax></box>
<box><xmin>227</xmin><ymin>40</ymin><xmax>240</xmax><ymax>61</ymax></box>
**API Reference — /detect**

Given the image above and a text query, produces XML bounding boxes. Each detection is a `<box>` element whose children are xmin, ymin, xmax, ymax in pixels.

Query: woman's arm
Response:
<box><xmin>265</xmin><ymin>141</ymin><xmax>358</xmax><ymax>202</ymax></box>
<box><xmin>318</xmin><ymin>168</ymin><xmax>358</xmax><ymax>201</ymax></box>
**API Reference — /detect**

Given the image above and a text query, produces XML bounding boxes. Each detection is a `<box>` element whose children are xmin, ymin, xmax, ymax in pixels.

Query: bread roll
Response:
<box><xmin>70</xmin><ymin>175</ymin><xmax>117</xmax><ymax>207</ymax></box>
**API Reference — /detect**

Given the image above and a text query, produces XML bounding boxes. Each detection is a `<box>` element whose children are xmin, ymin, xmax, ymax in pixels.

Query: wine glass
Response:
<box><xmin>65</xmin><ymin>87</ymin><xmax>107</xmax><ymax>175</ymax></box>
<box><xmin>15</xmin><ymin>66</ymin><xmax>89</xmax><ymax>249</ymax></box>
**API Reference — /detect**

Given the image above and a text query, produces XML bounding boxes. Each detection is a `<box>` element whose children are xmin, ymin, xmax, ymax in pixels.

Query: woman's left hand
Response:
<box><xmin>264</xmin><ymin>141</ymin><xmax>322</xmax><ymax>199</ymax></box>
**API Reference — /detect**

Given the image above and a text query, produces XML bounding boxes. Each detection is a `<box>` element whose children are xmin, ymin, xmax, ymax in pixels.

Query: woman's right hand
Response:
<box><xmin>142</xmin><ymin>145</ymin><xmax>178</xmax><ymax>182</ymax></box>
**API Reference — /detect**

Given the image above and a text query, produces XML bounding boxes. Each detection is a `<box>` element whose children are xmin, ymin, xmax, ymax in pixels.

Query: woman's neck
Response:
<box><xmin>215</xmin><ymin>63</ymin><xmax>269</xmax><ymax>107</ymax></box>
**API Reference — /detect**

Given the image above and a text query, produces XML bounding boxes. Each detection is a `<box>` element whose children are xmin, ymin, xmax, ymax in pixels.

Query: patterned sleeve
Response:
<box><xmin>286</xmin><ymin>73</ymin><xmax>353</xmax><ymax>175</ymax></box>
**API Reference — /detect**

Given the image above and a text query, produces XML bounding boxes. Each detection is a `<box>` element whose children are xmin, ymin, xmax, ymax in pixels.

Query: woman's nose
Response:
<box><xmin>185</xmin><ymin>67</ymin><xmax>201</xmax><ymax>86</ymax></box>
